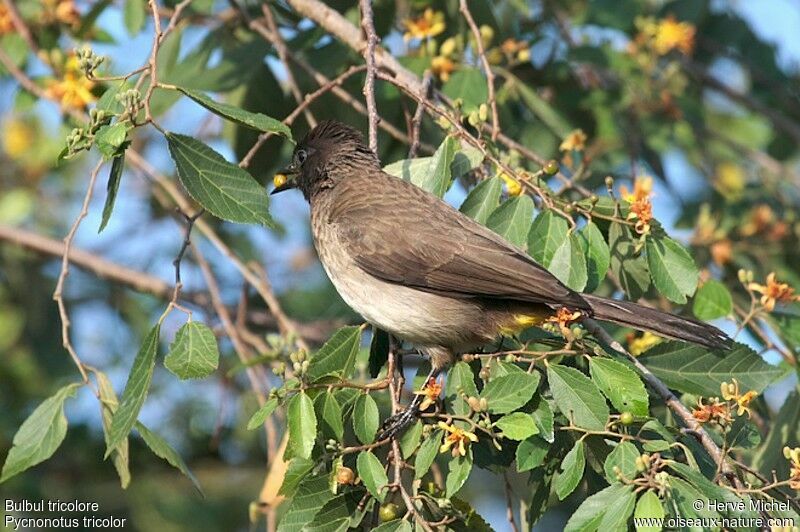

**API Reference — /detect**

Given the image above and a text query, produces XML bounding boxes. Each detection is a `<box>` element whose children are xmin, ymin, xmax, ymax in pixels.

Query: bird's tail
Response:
<box><xmin>582</xmin><ymin>294</ymin><xmax>729</xmax><ymax>350</ymax></box>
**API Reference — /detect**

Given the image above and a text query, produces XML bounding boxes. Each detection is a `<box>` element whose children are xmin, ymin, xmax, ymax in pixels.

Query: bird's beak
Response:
<box><xmin>270</xmin><ymin>163</ymin><xmax>299</xmax><ymax>195</ymax></box>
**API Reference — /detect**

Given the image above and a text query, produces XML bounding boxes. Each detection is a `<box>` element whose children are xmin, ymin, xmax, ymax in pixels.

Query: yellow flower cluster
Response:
<box><xmin>559</xmin><ymin>129</ymin><xmax>587</xmax><ymax>152</ymax></box>
<box><xmin>403</xmin><ymin>8</ymin><xmax>445</xmax><ymax>41</ymax></box>
<box><xmin>438</xmin><ymin>421</ymin><xmax>478</xmax><ymax>458</ymax></box>
<box><xmin>748</xmin><ymin>272</ymin><xmax>800</xmax><ymax>312</ymax></box>
<box><xmin>45</xmin><ymin>54</ymin><xmax>95</xmax><ymax>109</ymax></box>
<box><xmin>621</xmin><ymin>176</ymin><xmax>654</xmax><ymax>235</ymax></box>
<box><xmin>784</xmin><ymin>447</ymin><xmax>800</xmax><ymax>491</ymax></box>
<box><xmin>692</xmin><ymin>379</ymin><xmax>758</xmax><ymax>426</ymax></box>
<box><xmin>633</xmin><ymin>16</ymin><xmax>695</xmax><ymax>56</ymax></box>
<box><xmin>412</xmin><ymin>377</ymin><xmax>442</xmax><ymax>411</ymax></box>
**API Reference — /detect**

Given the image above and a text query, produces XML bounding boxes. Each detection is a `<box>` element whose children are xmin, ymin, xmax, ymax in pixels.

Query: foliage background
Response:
<box><xmin>1</xmin><ymin>0</ymin><xmax>800</xmax><ymax>530</ymax></box>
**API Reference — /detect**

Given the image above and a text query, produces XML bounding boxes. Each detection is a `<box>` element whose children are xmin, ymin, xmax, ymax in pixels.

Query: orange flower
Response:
<box><xmin>403</xmin><ymin>8</ymin><xmax>445</xmax><ymax>41</ymax></box>
<box><xmin>710</xmin><ymin>239</ymin><xmax>732</xmax><ymax>266</ymax></box>
<box><xmin>653</xmin><ymin>16</ymin><xmax>695</xmax><ymax>55</ymax></box>
<box><xmin>692</xmin><ymin>397</ymin><xmax>730</xmax><ymax>425</ymax></box>
<box><xmin>621</xmin><ymin>176</ymin><xmax>653</xmax><ymax>203</ymax></box>
<box><xmin>44</xmin><ymin>54</ymin><xmax>95</xmax><ymax>109</ymax></box>
<box><xmin>720</xmin><ymin>379</ymin><xmax>758</xmax><ymax>417</ymax></box>
<box><xmin>438</xmin><ymin>421</ymin><xmax>478</xmax><ymax>457</ymax></box>
<box><xmin>740</xmin><ymin>204</ymin><xmax>775</xmax><ymax>237</ymax></box>
<box><xmin>431</xmin><ymin>55</ymin><xmax>456</xmax><ymax>81</ymax></box>
<box><xmin>559</xmin><ymin>129</ymin><xmax>587</xmax><ymax>152</ymax></box>
<box><xmin>622</xmin><ymin>176</ymin><xmax>654</xmax><ymax>235</ymax></box>
<box><xmin>413</xmin><ymin>377</ymin><xmax>442</xmax><ymax>411</ymax></box>
<box><xmin>748</xmin><ymin>273</ymin><xmax>800</xmax><ymax>312</ymax></box>
<box><xmin>54</xmin><ymin>0</ymin><xmax>80</xmax><ymax>27</ymax></box>
<box><xmin>0</xmin><ymin>4</ymin><xmax>14</xmax><ymax>34</ymax></box>
<box><xmin>547</xmin><ymin>307</ymin><xmax>582</xmax><ymax>337</ymax></box>
<box><xmin>784</xmin><ymin>446</ymin><xmax>800</xmax><ymax>491</ymax></box>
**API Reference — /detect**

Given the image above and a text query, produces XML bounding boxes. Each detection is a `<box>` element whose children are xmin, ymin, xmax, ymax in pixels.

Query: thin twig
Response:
<box><xmin>459</xmin><ymin>0</ymin><xmax>499</xmax><ymax>140</ymax></box>
<box><xmin>359</xmin><ymin>0</ymin><xmax>379</xmax><ymax>152</ymax></box>
<box><xmin>408</xmin><ymin>71</ymin><xmax>432</xmax><ymax>158</ymax></box>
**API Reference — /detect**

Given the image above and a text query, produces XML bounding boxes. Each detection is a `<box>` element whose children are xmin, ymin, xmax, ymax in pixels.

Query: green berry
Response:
<box><xmin>378</xmin><ymin>503</ymin><xmax>400</xmax><ymax>522</ymax></box>
<box><xmin>543</xmin><ymin>160</ymin><xmax>559</xmax><ymax>175</ymax></box>
<box><xmin>620</xmin><ymin>412</ymin><xmax>634</xmax><ymax>425</ymax></box>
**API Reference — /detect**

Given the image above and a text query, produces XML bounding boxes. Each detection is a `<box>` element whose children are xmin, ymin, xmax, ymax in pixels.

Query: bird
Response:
<box><xmin>271</xmin><ymin>120</ymin><xmax>729</xmax><ymax>439</ymax></box>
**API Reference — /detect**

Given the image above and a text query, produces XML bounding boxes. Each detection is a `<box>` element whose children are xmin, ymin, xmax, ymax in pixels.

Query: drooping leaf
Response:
<box><xmin>414</xmin><ymin>431</ymin><xmax>441</xmax><ymax>479</ymax></box>
<box><xmin>164</xmin><ymin>321</ymin><xmax>219</xmax><ymax>380</ymax></box>
<box><xmin>486</xmin><ymin>195</ymin><xmax>535</xmax><ymax>249</ymax></box>
<box><xmin>548</xmin><ymin>232</ymin><xmax>588</xmax><ymax>291</ymax></box>
<box><xmin>307</xmin><ymin>326</ymin><xmax>362</xmax><ymax>382</ymax></box>
<box><xmin>0</xmin><ymin>383</ymin><xmax>81</xmax><ymax>483</ymax></box>
<box><xmin>589</xmin><ymin>357</ymin><xmax>649</xmax><ymax>417</ymax></box>
<box><xmin>547</xmin><ymin>364</ymin><xmax>609</xmax><ymax>431</ymax></box>
<box><xmin>637</xmin><ymin>341</ymin><xmax>782</xmax><ymax>396</ymax></box>
<box><xmin>399</xmin><ymin>420</ymin><xmax>423</xmax><ymax>459</ymax></box>
<box><xmin>460</xmin><ymin>177</ymin><xmax>503</xmax><ymax>224</ymax></box>
<box><xmin>609</xmin><ymin>221</ymin><xmax>650</xmax><ymax>300</ymax></box>
<box><xmin>528</xmin><ymin>210</ymin><xmax>569</xmax><ymax>266</ymax></box>
<box><xmin>94</xmin><ymin>122</ymin><xmax>128</xmax><ymax>159</ymax></box>
<box><xmin>692</xmin><ymin>280</ymin><xmax>733</xmax><ymax>320</ymax></box>
<box><xmin>123</xmin><ymin>0</ymin><xmax>145</xmax><ymax>35</ymax></box>
<box><xmin>288</xmin><ymin>392</ymin><xmax>316</xmax><ymax>459</ymax></box>
<box><xmin>634</xmin><ymin>490</ymin><xmax>665</xmax><ymax>532</ymax></box>
<box><xmin>106</xmin><ymin>323</ymin><xmax>160</xmax><ymax>457</ymax></box>
<box><xmin>176</xmin><ymin>87</ymin><xmax>291</xmax><ymax>137</ymax></box>
<box><xmin>445</xmin><ymin>448</ymin><xmax>473</xmax><ymax>497</ymax></box>
<box><xmin>580</xmin><ymin>221</ymin><xmax>610</xmax><ymax>292</ymax></box>
<box><xmin>135</xmin><ymin>422</ymin><xmax>202</xmax><ymax>494</ymax></box>
<box><xmin>646</xmin><ymin>236</ymin><xmax>698</xmax><ymax>304</ymax></box>
<box><xmin>165</xmin><ymin>132</ymin><xmax>274</xmax><ymax>226</ymax></box>
<box><xmin>357</xmin><ymin>451</ymin><xmax>389</xmax><ymax>502</ymax></box>
<box><xmin>278</xmin><ymin>457</ymin><xmax>315</xmax><ymax>497</ymax></box>
<box><xmin>494</xmin><ymin>412</ymin><xmax>538</xmax><ymax>441</ymax></box>
<box><xmin>564</xmin><ymin>483</ymin><xmax>631</xmax><ymax>532</ymax></box>
<box><xmin>480</xmin><ymin>371</ymin><xmax>540</xmax><ymax>414</ymax></box>
<box><xmin>317</xmin><ymin>392</ymin><xmax>344</xmax><ymax>441</ymax></box>
<box><xmin>372</xmin><ymin>520</ymin><xmax>412</xmax><ymax>532</ymax></box>
<box><xmin>515</xmin><ymin>436</ymin><xmax>549</xmax><ymax>472</ymax></box>
<box><xmin>531</xmin><ymin>395</ymin><xmax>554</xmax><ymax>442</ymax></box>
<box><xmin>95</xmin><ymin>370</ymin><xmax>130</xmax><ymax>488</ymax></box>
<box><xmin>247</xmin><ymin>397</ymin><xmax>279</xmax><ymax>430</ymax></box>
<box><xmin>442</xmin><ymin>68</ymin><xmax>488</xmax><ymax>112</ymax></box>
<box><xmin>352</xmin><ymin>393</ymin><xmax>379</xmax><ymax>444</ymax></box>
<box><xmin>447</xmin><ymin>361</ymin><xmax>478</xmax><ymax>416</ymax></box>
<box><xmin>603</xmin><ymin>440</ymin><xmax>640</xmax><ymax>484</ymax></box>
<box><xmin>596</xmin><ymin>485</ymin><xmax>637</xmax><ymax>528</ymax></box>
<box><xmin>98</xmin><ymin>154</ymin><xmax>125</xmax><ymax>233</ymax></box>
<box><xmin>277</xmin><ymin>476</ymin><xmax>335</xmax><ymax>532</ymax></box>
<box><xmin>555</xmin><ymin>440</ymin><xmax>585</xmax><ymax>500</ymax></box>
<box><xmin>383</xmin><ymin>136</ymin><xmax>459</xmax><ymax>197</ymax></box>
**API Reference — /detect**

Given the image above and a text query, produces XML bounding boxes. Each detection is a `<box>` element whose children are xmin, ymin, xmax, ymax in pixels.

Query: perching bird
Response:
<box><xmin>272</xmin><ymin>120</ymin><xmax>728</xmax><ymax>438</ymax></box>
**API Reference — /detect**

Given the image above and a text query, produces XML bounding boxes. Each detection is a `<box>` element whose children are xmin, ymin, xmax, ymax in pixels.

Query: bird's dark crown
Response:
<box><xmin>289</xmin><ymin>120</ymin><xmax>378</xmax><ymax>200</ymax></box>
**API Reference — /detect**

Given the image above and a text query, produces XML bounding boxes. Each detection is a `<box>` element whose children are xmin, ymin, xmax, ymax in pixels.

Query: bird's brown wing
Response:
<box><xmin>329</xmin><ymin>172</ymin><xmax>589</xmax><ymax>310</ymax></box>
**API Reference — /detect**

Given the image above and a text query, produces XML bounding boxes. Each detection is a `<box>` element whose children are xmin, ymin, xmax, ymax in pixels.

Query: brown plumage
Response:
<box><xmin>273</xmin><ymin>120</ymin><xmax>729</xmax><ymax>374</ymax></box>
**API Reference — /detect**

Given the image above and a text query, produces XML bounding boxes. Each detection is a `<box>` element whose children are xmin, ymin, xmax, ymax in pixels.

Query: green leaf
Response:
<box><xmin>555</xmin><ymin>440</ymin><xmax>585</xmax><ymax>500</ymax></box>
<box><xmin>603</xmin><ymin>440</ymin><xmax>640</xmax><ymax>483</ymax></box>
<box><xmin>564</xmin><ymin>483</ymin><xmax>632</xmax><ymax>532</ymax></box>
<box><xmin>642</xmin><ymin>440</ymin><xmax>670</xmax><ymax>452</ymax></box>
<box><xmin>486</xmin><ymin>195</ymin><xmax>535</xmax><ymax>249</ymax></box>
<box><xmin>547</xmin><ymin>364</ymin><xmax>610</xmax><ymax>431</ymax></box>
<box><xmin>753</xmin><ymin>387</ymin><xmax>799</xmax><ymax>475</ymax></box>
<box><xmin>447</xmin><ymin>362</ymin><xmax>478</xmax><ymax>416</ymax></box>
<box><xmin>372</xmin><ymin>520</ymin><xmax>412</xmax><ymax>532</ymax></box>
<box><xmin>445</xmin><ymin>448</ymin><xmax>473</xmax><ymax>497</ymax></box>
<box><xmin>580</xmin><ymin>221</ymin><xmax>610</xmax><ymax>292</ymax></box>
<box><xmin>442</xmin><ymin>68</ymin><xmax>488</xmax><ymax>112</ymax></box>
<box><xmin>98</xmin><ymin>154</ymin><xmax>125</xmax><ymax>233</ymax></box>
<box><xmin>513</xmin><ymin>79</ymin><xmax>572</xmax><ymax>137</ymax></box>
<box><xmin>609</xmin><ymin>221</ymin><xmax>650</xmax><ymax>300</ymax></box>
<box><xmin>531</xmin><ymin>395</ymin><xmax>554</xmax><ymax>442</ymax></box>
<box><xmin>106</xmin><ymin>324</ymin><xmax>160</xmax><ymax>458</ymax></box>
<box><xmin>0</xmin><ymin>383</ymin><xmax>81</xmax><ymax>483</ymax></box>
<box><xmin>318</xmin><ymin>393</ymin><xmax>344</xmax><ymax>441</ymax></box>
<box><xmin>589</xmin><ymin>358</ymin><xmax>649</xmax><ymax>416</ymax></box>
<box><xmin>123</xmin><ymin>0</ymin><xmax>145</xmax><ymax>35</ymax></box>
<box><xmin>495</xmin><ymin>412</ymin><xmax>538</xmax><ymax>441</ymax></box>
<box><xmin>288</xmin><ymin>392</ymin><xmax>316</xmax><ymax>459</ymax></box>
<box><xmin>549</xmin><ymin>233</ymin><xmax>588</xmax><ymax>291</ymax></box>
<box><xmin>597</xmin><ymin>485</ymin><xmax>636</xmax><ymax>529</ymax></box>
<box><xmin>176</xmin><ymin>87</ymin><xmax>291</xmax><ymax>137</ymax></box>
<box><xmin>414</xmin><ymin>431</ymin><xmax>441</xmax><ymax>479</ymax></box>
<box><xmin>383</xmin><ymin>136</ymin><xmax>459</xmax><ymax>197</ymax></box>
<box><xmin>515</xmin><ymin>436</ymin><xmax>549</xmax><ymax>472</ymax></box>
<box><xmin>352</xmin><ymin>393</ymin><xmax>379</xmax><ymax>444</ymax></box>
<box><xmin>135</xmin><ymin>422</ymin><xmax>202</xmax><ymax>494</ymax></box>
<box><xmin>528</xmin><ymin>210</ymin><xmax>569</xmax><ymax>266</ymax></box>
<box><xmin>95</xmin><ymin>371</ymin><xmax>130</xmax><ymax>488</ymax></box>
<box><xmin>637</xmin><ymin>341</ymin><xmax>782</xmax><ymax>396</ymax></box>
<box><xmin>480</xmin><ymin>371</ymin><xmax>540</xmax><ymax>414</ymax></box>
<box><xmin>96</xmin><ymin>79</ymin><xmax>131</xmax><ymax>114</ymax></box>
<box><xmin>247</xmin><ymin>397</ymin><xmax>279</xmax><ymax>430</ymax></box>
<box><xmin>634</xmin><ymin>490</ymin><xmax>664</xmax><ymax>532</ymax></box>
<box><xmin>692</xmin><ymin>280</ymin><xmax>732</xmax><ymax>320</ymax></box>
<box><xmin>646</xmin><ymin>236</ymin><xmax>698</xmax><ymax>304</ymax></box>
<box><xmin>165</xmin><ymin>132</ymin><xmax>273</xmax><ymax>226</ymax></box>
<box><xmin>277</xmin><ymin>476</ymin><xmax>335</xmax><ymax>532</ymax></box>
<box><xmin>399</xmin><ymin>420</ymin><xmax>423</xmax><ymax>459</ymax></box>
<box><xmin>460</xmin><ymin>177</ymin><xmax>503</xmax><ymax>224</ymax></box>
<box><xmin>357</xmin><ymin>451</ymin><xmax>388</xmax><ymax>502</ymax></box>
<box><xmin>304</xmin><ymin>490</ymin><xmax>363</xmax><ymax>531</ymax></box>
<box><xmin>278</xmin><ymin>457</ymin><xmax>314</xmax><ymax>497</ymax></box>
<box><xmin>164</xmin><ymin>321</ymin><xmax>219</xmax><ymax>379</ymax></box>
<box><xmin>728</xmin><ymin>416</ymin><xmax>761</xmax><ymax>449</ymax></box>
<box><xmin>94</xmin><ymin>123</ymin><xmax>128</xmax><ymax>159</ymax></box>
<box><xmin>307</xmin><ymin>326</ymin><xmax>362</xmax><ymax>382</ymax></box>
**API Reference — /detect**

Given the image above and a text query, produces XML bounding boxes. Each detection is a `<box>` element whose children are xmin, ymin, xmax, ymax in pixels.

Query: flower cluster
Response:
<box><xmin>413</xmin><ymin>377</ymin><xmax>443</xmax><ymax>411</ymax></box>
<box><xmin>784</xmin><ymin>447</ymin><xmax>800</xmax><ymax>491</ymax></box>
<box><xmin>547</xmin><ymin>307</ymin><xmax>583</xmax><ymax>338</ymax></box>
<box><xmin>692</xmin><ymin>379</ymin><xmax>758</xmax><ymax>426</ymax></box>
<box><xmin>403</xmin><ymin>8</ymin><xmax>445</xmax><ymax>42</ymax></box>
<box><xmin>747</xmin><ymin>272</ymin><xmax>800</xmax><ymax>312</ymax></box>
<box><xmin>45</xmin><ymin>53</ymin><xmax>95</xmax><ymax>109</ymax></box>
<box><xmin>633</xmin><ymin>16</ymin><xmax>695</xmax><ymax>56</ymax></box>
<box><xmin>621</xmin><ymin>176</ymin><xmax>654</xmax><ymax>235</ymax></box>
<box><xmin>438</xmin><ymin>422</ymin><xmax>478</xmax><ymax>458</ymax></box>
<box><xmin>0</xmin><ymin>3</ymin><xmax>14</xmax><ymax>34</ymax></box>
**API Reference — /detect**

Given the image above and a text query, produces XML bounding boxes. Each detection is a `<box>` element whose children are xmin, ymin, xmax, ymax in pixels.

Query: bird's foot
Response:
<box><xmin>377</xmin><ymin>403</ymin><xmax>421</xmax><ymax>441</ymax></box>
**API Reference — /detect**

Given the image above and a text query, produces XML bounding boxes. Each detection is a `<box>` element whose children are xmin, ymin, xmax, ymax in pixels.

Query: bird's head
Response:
<box><xmin>271</xmin><ymin>120</ymin><xmax>378</xmax><ymax>201</ymax></box>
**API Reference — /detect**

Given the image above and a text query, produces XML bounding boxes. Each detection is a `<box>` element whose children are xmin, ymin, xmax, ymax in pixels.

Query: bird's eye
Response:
<box><xmin>296</xmin><ymin>149</ymin><xmax>308</xmax><ymax>165</ymax></box>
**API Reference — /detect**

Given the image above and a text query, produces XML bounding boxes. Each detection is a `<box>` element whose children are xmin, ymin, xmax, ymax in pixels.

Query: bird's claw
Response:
<box><xmin>377</xmin><ymin>403</ymin><xmax>421</xmax><ymax>441</ymax></box>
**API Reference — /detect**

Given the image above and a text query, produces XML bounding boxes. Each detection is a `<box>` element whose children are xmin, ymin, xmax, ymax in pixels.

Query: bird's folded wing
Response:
<box><xmin>332</xmin><ymin>178</ymin><xmax>588</xmax><ymax>310</ymax></box>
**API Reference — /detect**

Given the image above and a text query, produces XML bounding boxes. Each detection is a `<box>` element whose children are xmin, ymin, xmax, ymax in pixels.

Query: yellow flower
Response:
<box><xmin>748</xmin><ymin>272</ymin><xmax>800</xmax><ymax>312</ymax></box>
<box><xmin>715</xmin><ymin>162</ymin><xmax>745</xmax><ymax>197</ymax></box>
<box><xmin>2</xmin><ymin>118</ymin><xmax>36</xmax><ymax>159</ymax></box>
<box><xmin>653</xmin><ymin>16</ymin><xmax>695</xmax><ymax>56</ymax></box>
<box><xmin>692</xmin><ymin>397</ymin><xmax>730</xmax><ymax>425</ymax></box>
<box><xmin>559</xmin><ymin>129</ymin><xmax>587</xmax><ymax>152</ymax></box>
<box><xmin>44</xmin><ymin>54</ymin><xmax>95</xmax><ymax>109</ymax></box>
<box><xmin>785</xmin><ymin>446</ymin><xmax>800</xmax><ymax>491</ymax></box>
<box><xmin>438</xmin><ymin>421</ymin><xmax>478</xmax><ymax>457</ymax></box>
<box><xmin>498</xmin><ymin>172</ymin><xmax>522</xmax><ymax>196</ymax></box>
<box><xmin>430</xmin><ymin>55</ymin><xmax>455</xmax><ymax>81</ymax></box>
<box><xmin>720</xmin><ymin>379</ymin><xmax>758</xmax><ymax>417</ymax></box>
<box><xmin>273</xmin><ymin>173</ymin><xmax>287</xmax><ymax>188</ymax></box>
<box><xmin>439</xmin><ymin>37</ymin><xmax>457</xmax><ymax>57</ymax></box>
<box><xmin>403</xmin><ymin>8</ymin><xmax>445</xmax><ymax>41</ymax></box>
<box><xmin>413</xmin><ymin>377</ymin><xmax>442</xmax><ymax>411</ymax></box>
<box><xmin>621</xmin><ymin>176</ymin><xmax>653</xmax><ymax>203</ymax></box>
<box><xmin>621</xmin><ymin>176</ymin><xmax>654</xmax><ymax>235</ymax></box>
<box><xmin>627</xmin><ymin>331</ymin><xmax>662</xmax><ymax>356</ymax></box>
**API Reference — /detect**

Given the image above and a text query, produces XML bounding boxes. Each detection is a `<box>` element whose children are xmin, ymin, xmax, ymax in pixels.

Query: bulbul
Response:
<box><xmin>272</xmin><ymin>120</ymin><xmax>728</xmax><ymax>437</ymax></box>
